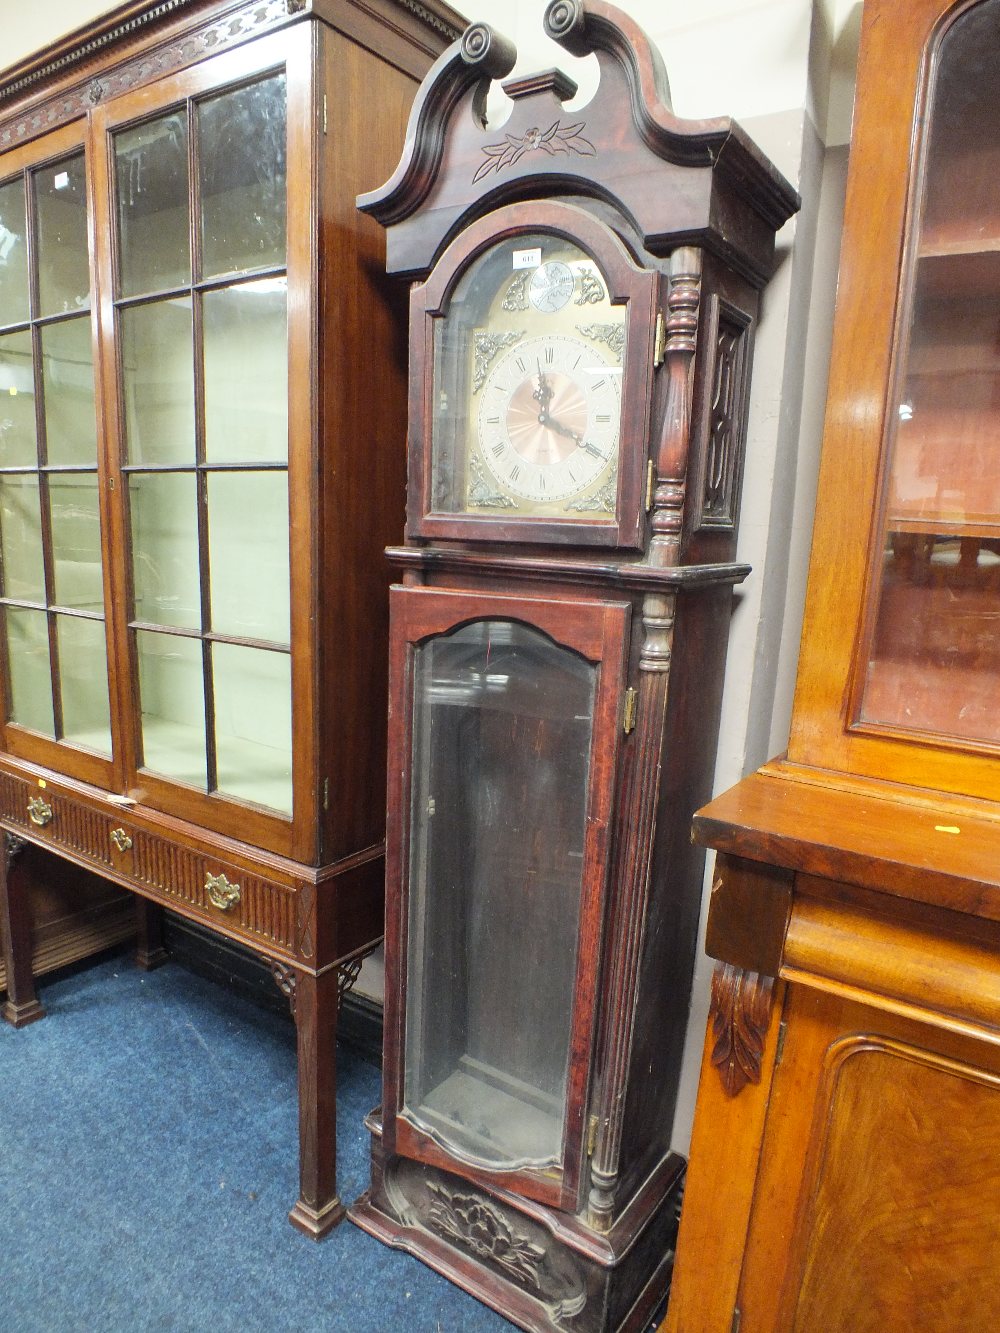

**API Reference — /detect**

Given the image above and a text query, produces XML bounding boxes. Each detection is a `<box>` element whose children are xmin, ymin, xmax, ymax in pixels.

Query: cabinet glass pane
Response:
<box><xmin>34</xmin><ymin>154</ymin><xmax>89</xmax><ymax>318</ymax></box>
<box><xmin>50</xmin><ymin>475</ymin><xmax>103</xmax><ymax>610</ymax></box>
<box><xmin>198</xmin><ymin>74</ymin><xmax>287</xmax><ymax>278</ymax></box>
<box><xmin>136</xmin><ymin>629</ymin><xmax>206</xmax><ymax>787</ymax></box>
<box><xmin>0</xmin><ymin>329</ymin><xmax>36</xmax><ymax>465</ymax></box>
<box><xmin>0</xmin><ymin>177</ymin><xmax>29</xmax><ymax>327</ymax></box>
<box><xmin>860</xmin><ymin>1</ymin><xmax>1000</xmax><ymax>747</ymax></box>
<box><xmin>403</xmin><ymin>620</ymin><xmax>594</xmax><ymax>1170</ymax></box>
<box><xmin>0</xmin><ymin>475</ymin><xmax>45</xmax><ymax>601</ymax></box>
<box><xmin>129</xmin><ymin>472</ymin><xmax>201</xmax><ymax>629</ymax></box>
<box><xmin>203</xmin><ymin>279</ymin><xmax>287</xmax><ymax>462</ymax></box>
<box><xmin>115</xmin><ymin>112</ymin><xmax>190</xmax><ymax>298</ymax></box>
<box><xmin>57</xmin><ymin>614</ymin><xmax>111</xmax><ymax>754</ymax></box>
<box><xmin>212</xmin><ymin>642</ymin><xmax>291</xmax><ymax>814</ymax></box>
<box><xmin>207</xmin><ymin>471</ymin><xmax>289</xmax><ymax>643</ymax></box>
<box><xmin>5</xmin><ymin>606</ymin><xmax>53</xmax><ymax>734</ymax></box>
<box><xmin>41</xmin><ymin>316</ymin><xmax>97</xmax><ymax>465</ymax></box>
<box><xmin>121</xmin><ymin>298</ymin><xmax>195</xmax><ymax>465</ymax></box>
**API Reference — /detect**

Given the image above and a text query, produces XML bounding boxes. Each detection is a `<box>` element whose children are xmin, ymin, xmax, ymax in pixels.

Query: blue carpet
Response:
<box><xmin>0</xmin><ymin>951</ymin><xmax>512</xmax><ymax>1332</ymax></box>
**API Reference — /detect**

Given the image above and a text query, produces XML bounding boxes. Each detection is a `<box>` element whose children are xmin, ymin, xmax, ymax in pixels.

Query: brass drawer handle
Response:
<box><xmin>206</xmin><ymin>872</ymin><xmax>240</xmax><ymax>911</ymax></box>
<box><xmin>27</xmin><ymin>796</ymin><xmax>53</xmax><ymax>827</ymax></box>
<box><xmin>110</xmin><ymin>827</ymin><xmax>132</xmax><ymax>853</ymax></box>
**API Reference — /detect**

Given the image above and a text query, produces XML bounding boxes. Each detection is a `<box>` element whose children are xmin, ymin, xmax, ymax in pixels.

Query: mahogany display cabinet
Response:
<box><xmin>665</xmin><ymin>1</ymin><xmax>1000</xmax><ymax>1328</ymax></box>
<box><xmin>0</xmin><ymin>0</ymin><xmax>461</xmax><ymax>1238</ymax></box>
<box><xmin>346</xmin><ymin>3</ymin><xmax>798</xmax><ymax>1329</ymax></box>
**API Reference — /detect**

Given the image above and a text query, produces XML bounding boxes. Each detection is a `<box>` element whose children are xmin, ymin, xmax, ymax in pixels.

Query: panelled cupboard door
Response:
<box><xmin>736</xmin><ymin>986</ymin><xmax>1000</xmax><ymax>1332</ymax></box>
<box><xmin>381</xmin><ymin>584</ymin><xmax>630</xmax><ymax>1213</ymax></box>
<box><xmin>0</xmin><ymin>121</ymin><xmax>117</xmax><ymax>791</ymax></box>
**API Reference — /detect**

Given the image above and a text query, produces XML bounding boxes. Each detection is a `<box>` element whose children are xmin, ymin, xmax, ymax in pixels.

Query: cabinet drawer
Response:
<box><xmin>0</xmin><ymin>771</ymin><xmax>297</xmax><ymax>955</ymax></box>
<box><xmin>129</xmin><ymin>830</ymin><xmax>297</xmax><ymax>954</ymax></box>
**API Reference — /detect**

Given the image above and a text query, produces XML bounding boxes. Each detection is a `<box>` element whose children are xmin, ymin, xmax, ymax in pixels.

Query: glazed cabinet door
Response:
<box><xmin>382</xmin><ymin>584</ymin><xmax>630</xmax><ymax>1212</ymax></box>
<box><xmin>735</xmin><ymin>985</ymin><xmax>1000</xmax><ymax>1332</ymax></box>
<box><xmin>90</xmin><ymin>26</ymin><xmax>315</xmax><ymax>857</ymax></box>
<box><xmin>0</xmin><ymin>122</ymin><xmax>116</xmax><ymax>790</ymax></box>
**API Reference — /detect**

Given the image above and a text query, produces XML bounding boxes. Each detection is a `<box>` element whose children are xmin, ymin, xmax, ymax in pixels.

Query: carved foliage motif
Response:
<box><xmin>575</xmin><ymin>269</ymin><xmax>605</xmax><ymax>305</ymax></box>
<box><xmin>702</xmin><ymin>314</ymin><xmax>749</xmax><ymax>525</ymax></box>
<box><xmin>426</xmin><ymin>1182</ymin><xmax>546</xmax><ymax>1291</ymax></box>
<box><xmin>576</xmin><ymin>321</ymin><xmax>623</xmax><ymax>362</ymax></box>
<box><xmin>565</xmin><ymin>474</ymin><xmax>616</xmax><ymax>514</ymax></box>
<box><xmin>472</xmin><ymin>329</ymin><xmax>523</xmax><ymax>394</ymax></box>
<box><xmin>474</xmin><ymin>120</ymin><xmax>596</xmax><ymax>183</ymax></box>
<box><xmin>468</xmin><ymin>455</ymin><xmax>517</xmax><ymax>509</ymax></box>
<box><xmin>710</xmin><ymin>961</ymin><xmax>774</xmax><ymax>1097</ymax></box>
<box><xmin>501</xmin><ymin>271</ymin><xmax>529</xmax><ymax>311</ymax></box>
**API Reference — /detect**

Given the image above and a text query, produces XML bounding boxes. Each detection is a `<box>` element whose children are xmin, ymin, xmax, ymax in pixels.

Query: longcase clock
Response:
<box><xmin>347</xmin><ymin>4</ymin><xmax>797</xmax><ymax>1330</ymax></box>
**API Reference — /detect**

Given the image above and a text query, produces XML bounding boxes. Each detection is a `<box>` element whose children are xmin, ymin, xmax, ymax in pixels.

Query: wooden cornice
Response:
<box><xmin>0</xmin><ymin>0</ymin><xmax>463</xmax><ymax>107</ymax></box>
<box><xmin>358</xmin><ymin>0</ymin><xmax>799</xmax><ymax>285</ymax></box>
<box><xmin>0</xmin><ymin>0</ymin><xmax>209</xmax><ymax>104</ymax></box>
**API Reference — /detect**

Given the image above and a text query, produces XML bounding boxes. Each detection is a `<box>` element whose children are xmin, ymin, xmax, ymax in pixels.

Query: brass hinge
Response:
<box><xmin>322</xmin><ymin>777</ymin><xmax>330</xmax><ymax>811</ymax></box>
<box><xmin>322</xmin><ymin>93</ymin><xmax>328</xmax><ymax>135</ymax></box>
<box><xmin>653</xmin><ymin>310</ymin><xmax>667</xmax><ymax>367</ymax></box>
<box><xmin>623</xmin><ymin>686</ymin><xmax>638</xmax><ymax>735</ymax></box>
<box><xmin>586</xmin><ymin>1113</ymin><xmax>599</xmax><ymax>1157</ymax></box>
<box><xmin>731</xmin><ymin>1306</ymin><xmax>742</xmax><ymax>1333</ymax></box>
<box><xmin>645</xmin><ymin>458</ymin><xmax>655</xmax><ymax>512</ymax></box>
<box><xmin>775</xmin><ymin>1017</ymin><xmax>788</xmax><ymax>1066</ymax></box>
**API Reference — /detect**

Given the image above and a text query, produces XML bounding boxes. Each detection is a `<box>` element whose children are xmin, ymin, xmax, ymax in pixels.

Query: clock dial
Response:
<box><xmin>478</xmin><ymin>333</ymin><xmax>619</xmax><ymax>502</ymax></box>
<box><xmin>430</xmin><ymin>232</ymin><xmax>628</xmax><ymax>522</ymax></box>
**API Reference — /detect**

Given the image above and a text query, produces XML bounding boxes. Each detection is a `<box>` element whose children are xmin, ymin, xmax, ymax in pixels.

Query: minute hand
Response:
<box><xmin>539</xmin><ymin>410</ymin><xmax>583</xmax><ymax>445</ymax></box>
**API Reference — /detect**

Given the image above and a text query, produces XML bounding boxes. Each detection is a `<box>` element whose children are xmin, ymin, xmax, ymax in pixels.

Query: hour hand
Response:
<box><xmin>543</xmin><ymin>414</ymin><xmax>582</xmax><ymax>446</ymax></box>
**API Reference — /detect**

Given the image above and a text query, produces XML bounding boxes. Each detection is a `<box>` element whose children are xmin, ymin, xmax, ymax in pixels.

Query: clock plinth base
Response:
<box><xmin>347</xmin><ymin>1112</ymin><xmax>684</xmax><ymax>1333</ymax></box>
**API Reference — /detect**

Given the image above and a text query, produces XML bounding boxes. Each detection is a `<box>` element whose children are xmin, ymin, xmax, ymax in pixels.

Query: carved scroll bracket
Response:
<box><xmin>337</xmin><ymin>940</ymin><xmax>383</xmax><ymax>1009</ymax></box>
<box><xmin>4</xmin><ymin>832</ymin><xmax>27</xmax><ymax>871</ymax></box>
<box><xmin>266</xmin><ymin>959</ymin><xmax>298</xmax><ymax>1016</ymax></box>
<box><xmin>710</xmin><ymin>961</ymin><xmax>775</xmax><ymax>1097</ymax></box>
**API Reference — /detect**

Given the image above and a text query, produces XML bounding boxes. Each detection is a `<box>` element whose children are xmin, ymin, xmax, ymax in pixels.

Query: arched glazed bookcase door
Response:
<box><xmin>856</xmin><ymin>0</ymin><xmax>1000</xmax><ymax>750</ymax></box>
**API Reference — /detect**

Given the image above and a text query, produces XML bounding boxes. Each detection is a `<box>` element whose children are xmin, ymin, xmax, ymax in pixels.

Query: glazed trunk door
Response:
<box><xmin>89</xmin><ymin>26</ymin><xmax>315</xmax><ymax>859</ymax></box>
<box><xmin>384</xmin><ymin>584</ymin><xmax>630</xmax><ymax>1212</ymax></box>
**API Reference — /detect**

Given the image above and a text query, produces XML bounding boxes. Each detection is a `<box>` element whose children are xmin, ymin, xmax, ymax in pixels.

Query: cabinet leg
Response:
<box><xmin>0</xmin><ymin>834</ymin><xmax>45</xmax><ymax>1028</ymax></box>
<box><xmin>135</xmin><ymin>898</ymin><xmax>169</xmax><ymax>971</ymax></box>
<box><xmin>288</xmin><ymin>966</ymin><xmax>344</xmax><ymax>1239</ymax></box>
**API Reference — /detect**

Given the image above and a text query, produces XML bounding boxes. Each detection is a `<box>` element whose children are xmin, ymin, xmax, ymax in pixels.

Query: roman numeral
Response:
<box><xmin>510</xmin><ymin>464</ymin><xmax>521</xmax><ymax>481</ymax></box>
<box><xmin>515</xmin><ymin>357</ymin><xmax>527</xmax><ymax>373</ymax></box>
<box><xmin>544</xmin><ymin>346</ymin><xmax>554</xmax><ymax>364</ymax></box>
<box><xmin>596</xmin><ymin>414</ymin><xmax>611</xmax><ymax>423</ymax></box>
<box><xmin>581</xmin><ymin>441</ymin><xmax>604</xmax><ymax>459</ymax></box>
<box><xmin>491</xmin><ymin>442</ymin><xmax>505</xmax><ymax>457</ymax></box>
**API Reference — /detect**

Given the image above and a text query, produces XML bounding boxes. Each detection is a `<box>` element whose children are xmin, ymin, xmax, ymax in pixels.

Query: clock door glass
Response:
<box><xmin>432</xmin><ymin>234</ymin><xmax>625</xmax><ymax>522</ymax></box>
<box><xmin>402</xmin><ymin>618</ymin><xmax>595</xmax><ymax>1172</ymax></box>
